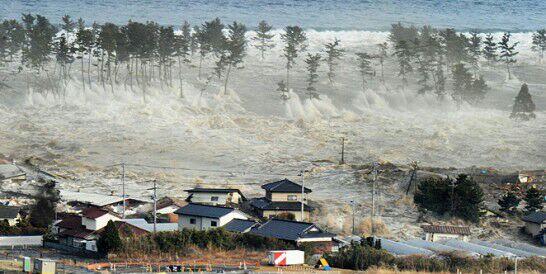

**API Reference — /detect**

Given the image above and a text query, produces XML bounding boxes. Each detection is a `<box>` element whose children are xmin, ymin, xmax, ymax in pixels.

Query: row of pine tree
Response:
<box><xmin>0</xmin><ymin>16</ymin><xmax>538</xmax><ymax>118</ymax></box>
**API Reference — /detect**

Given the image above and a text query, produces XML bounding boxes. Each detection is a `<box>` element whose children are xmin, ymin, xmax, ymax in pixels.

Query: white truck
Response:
<box><xmin>268</xmin><ymin>250</ymin><xmax>305</xmax><ymax>266</ymax></box>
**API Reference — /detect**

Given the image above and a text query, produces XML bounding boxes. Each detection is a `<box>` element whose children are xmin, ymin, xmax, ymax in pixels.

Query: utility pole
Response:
<box><xmin>350</xmin><ymin>200</ymin><xmax>355</xmax><ymax>235</ymax></box>
<box><xmin>300</xmin><ymin>170</ymin><xmax>305</xmax><ymax>221</ymax></box>
<box><xmin>121</xmin><ymin>162</ymin><xmax>126</xmax><ymax>219</ymax></box>
<box><xmin>450</xmin><ymin>176</ymin><xmax>455</xmax><ymax>214</ymax></box>
<box><xmin>371</xmin><ymin>162</ymin><xmax>378</xmax><ymax>237</ymax></box>
<box><xmin>147</xmin><ymin>179</ymin><xmax>158</xmax><ymax>233</ymax></box>
<box><xmin>340</xmin><ymin>137</ymin><xmax>345</xmax><ymax>165</ymax></box>
<box><xmin>405</xmin><ymin>161</ymin><xmax>419</xmax><ymax>195</ymax></box>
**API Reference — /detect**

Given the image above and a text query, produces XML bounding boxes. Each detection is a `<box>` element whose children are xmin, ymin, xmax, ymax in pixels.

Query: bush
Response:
<box><xmin>414</xmin><ymin>174</ymin><xmax>484</xmax><ymax>222</ymax></box>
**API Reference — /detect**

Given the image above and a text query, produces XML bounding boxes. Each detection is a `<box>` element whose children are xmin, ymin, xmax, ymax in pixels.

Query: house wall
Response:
<box><xmin>425</xmin><ymin>232</ymin><xmax>467</xmax><ymax>242</ymax></box>
<box><xmin>525</xmin><ymin>222</ymin><xmax>545</xmax><ymax>237</ymax></box>
<box><xmin>82</xmin><ymin>214</ymin><xmax>119</xmax><ymax>231</ymax></box>
<box><xmin>262</xmin><ymin>210</ymin><xmax>309</xmax><ymax>222</ymax></box>
<box><xmin>178</xmin><ymin>215</ymin><xmax>220</xmax><ymax>230</ymax></box>
<box><xmin>178</xmin><ymin>211</ymin><xmax>247</xmax><ymax>231</ymax></box>
<box><xmin>267</xmin><ymin>192</ymin><xmax>303</xmax><ymax>202</ymax></box>
<box><xmin>189</xmin><ymin>193</ymin><xmax>230</xmax><ymax>205</ymax></box>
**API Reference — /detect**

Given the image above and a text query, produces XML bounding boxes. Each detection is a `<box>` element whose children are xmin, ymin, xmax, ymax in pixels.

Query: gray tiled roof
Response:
<box><xmin>522</xmin><ymin>211</ymin><xmax>546</xmax><ymax>224</ymax></box>
<box><xmin>262</xmin><ymin>179</ymin><xmax>312</xmax><ymax>193</ymax></box>
<box><xmin>223</xmin><ymin>219</ymin><xmax>259</xmax><ymax>233</ymax></box>
<box><xmin>422</xmin><ymin>225</ymin><xmax>471</xmax><ymax>235</ymax></box>
<box><xmin>250</xmin><ymin>219</ymin><xmax>334</xmax><ymax>241</ymax></box>
<box><xmin>174</xmin><ymin>203</ymin><xmax>235</xmax><ymax>218</ymax></box>
<box><xmin>0</xmin><ymin>205</ymin><xmax>20</xmax><ymax>219</ymax></box>
<box><xmin>249</xmin><ymin>197</ymin><xmax>313</xmax><ymax>211</ymax></box>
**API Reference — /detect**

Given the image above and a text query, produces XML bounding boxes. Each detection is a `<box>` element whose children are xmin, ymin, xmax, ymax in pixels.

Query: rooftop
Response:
<box><xmin>249</xmin><ymin>197</ymin><xmax>313</xmax><ymax>211</ymax></box>
<box><xmin>60</xmin><ymin>190</ymin><xmax>151</xmax><ymax>207</ymax></box>
<box><xmin>262</xmin><ymin>179</ymin><xmax>312</xmax><ymax>193</ymax></box>
<box><xmin>250</xmin><ymin>218</ymin><xmax>334</xmax><ymax>241</ymax></box>
<box><xmin>522</xmin><ymin>211</ymin><xmax>546</xmax><ymax>224</ymax></box>
<box><xmin>0</xmin><ymin>205</ymin><xmax>20</xmax><ymax>219</ymax></box>
<box><xmin>0</xmin><ymin>164</ymin><xmax>25</xmax><ymax>180</ymax></box>
<box><xmin>223</xmin><ymin>219</ymin><xmax>259</xmax><ymax>233</ymax></box>
<box><xmin>82</xmin><ymin>207</ymin><xmax>110</xmax><ymax>219</ymax></box>
<box><xmin>186</xmin><ymin>188</ymin><xmax>242</xmax><ymax>194</ymax></box>
<box><xmin>55</xmin><ymin>215</ymin><xmax>83</xmax><ymax>230</ymax></box>
<box><xmin>422</xmin><ymin>225</ymin><xmax>471</xmax><ymax>235</ymax></box>
<box><xmin>174</xmin><ymin>203</ymin><xmax>236</xmax><ymax>218</ymax></box>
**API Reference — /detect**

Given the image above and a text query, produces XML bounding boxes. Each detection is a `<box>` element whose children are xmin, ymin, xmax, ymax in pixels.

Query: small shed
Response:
<box><xmin>422</xmin><ymin>225</ymin><xmax>470</xmax><ymax>242</ymax></box>
<box><xmin>34</xmin><ymin>258</ymin><xmax>56</xmax><ymax>274</ymax></box>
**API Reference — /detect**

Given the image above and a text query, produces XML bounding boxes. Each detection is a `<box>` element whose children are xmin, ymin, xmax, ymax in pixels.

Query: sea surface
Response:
<box><xmin>1</xmin><ymin>0</ymin><xmax>546</xmax><ymax>31</ymax></box>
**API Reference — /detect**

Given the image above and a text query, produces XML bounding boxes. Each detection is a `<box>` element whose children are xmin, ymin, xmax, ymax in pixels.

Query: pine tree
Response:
<box><xmin>61</xmin><ymin>15</ymin><xmax>76</xmax><ymax>33</ymax></box>
<box><xmin>510</xmin><ymin>83</ymin><xmax>536</xmax><ymax>120</ymax></box>
<box><xmin>440</xmin><ymin>28</ymin><xmax>469</xmax><ymax>67</ymax></box>
<box><xmin>304</xmin><ymin>53</ymin><xmax>321</xmax><ymax>99</ymax></box>
<box><xmin>97</xmin><ymin>220</ymin><xmax>123</xmax><ymax>255</ymax></box>
<box><xmin>376</xmin><ymin>42</ymin><xmax>388</xmax><ymax>83</ymax></box>
<box><xmin>252</xmin><ymin>20</ymin><xmax>274</xmax><ymax>60</ymax></box>
<box><xmin>174</xmin><ymin>21</ymin><xmax>191</xmax><ymax>97</ymax></box>
<box><xmin>452</xmin><ymin>174</ymin><xmax>484</xmax><ymax>223</ymax></box>
<box><xmin>355</xmin><ymin>52</ymin><xmax>373</xmax><ymax>91</ymax></box>
<box><xmin>482</xmin><ymin>33</ymin><xmax>497</xmax><ymax>64</ymax></box>
<box><xmin>524</xmin><ymin>186</ymin><xmax>544</xmax><ymax>212</ymax></box>
<box><xmin>76</xmin><ymin>19</ymin><xmax>93</xmax><ymax>92</ymax></box>
<box><xmin>324</xmin><ymin>38</ymin><xmax>344</xmax><ymax>83</ymax></box>
<box><xmin>451</xmin><ymin>63</ymin><xmax>472</xmax><ymax>105</ymax></box>
<box><xmin>158</xmin><ymin>26</ymin><xmax>175</xmax><ymax>86</ymax></box>
<box><xmin>498</xmin><ymin>32</ymin><xmax>518</xmax><ymax>79</ymax></box>
<box><xmin>281</xmin><ymin>25</ymin><xmax>307</xmax><ymax>91</ymax></box>
<box><xmin>498</xmin><ymin>191</ymin><xmax>520</xmax><ymax>212</ymax></box>
<box><xmin>221</xmin><ymin>21</ymin><xmax>247</xmax><ymax>95</ymax></box>
<box><xmin>394</xmin><ymin>40</ymin><xmax>413</xmax><ymax>85</ymax></box>
<box><xmin>414</xmin><ymin>37</ymin><xmax>433</xmax><ymax>94</ymax></box>
<box><xmin>468</xmin><ymin>31</ymin><xmax>482</xmax><ymax>74</ymax></box>
<box><xmin>531</xmin><ymin>29</ymin><xmax>546</xmax><ymax>63</ymax></box>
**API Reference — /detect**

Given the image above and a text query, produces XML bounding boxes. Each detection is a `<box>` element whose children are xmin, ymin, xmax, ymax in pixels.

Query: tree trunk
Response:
<box><xmin>223</xmin><ymin>63</ymin><xmax>232</xmax><ymax>95</ymax></box>
<box><xmin>81</xmin><ymin>55</ymin><xmax>86</xmax><ymax>93</ymax></box>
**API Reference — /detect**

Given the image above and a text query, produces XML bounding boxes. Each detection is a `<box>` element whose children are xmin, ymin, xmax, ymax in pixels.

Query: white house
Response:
<box><xmin>422</xmin><ymin>225</ymin><xmax>471</xmax><ymax>242</ymax></box>
<box><xmin>175</xmin><ymin>203</ymin><xmax>248</xmax><ymax>231</ymax></box>
<box><xmin>0</xmin><ymin>206</ymin><xmax>21</xmax><ymax>226</ymax></box>
<box><xmin>522</xmin><ymin>211</ymin><xmax>546</xmax><ymax>237</ymax></box>
<box><xmin>185</xmin><ymin>188</ymin><xmax>246</xmax><ymax>206</ymax></box>
<box><xmin>81</xmin><ymin>208</ymin><xmax>120</xmax><ymax>231</ymax></box>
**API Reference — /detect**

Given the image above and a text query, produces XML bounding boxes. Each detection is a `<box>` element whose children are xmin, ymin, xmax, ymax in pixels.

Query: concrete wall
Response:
<box><xmin>425</xmin><ymin>233</ymin><xmax>468</xmax><ymax>242</ymax></box>
<box><xmin>262</xmin><ymin>210</ymin><xmax>309</xmax><ymax>222</ymax></box>
<box><xmin>268</xmin><ymin>192</ymin><xmax>303</xmax><ymax>202</ymax></box>
<box><xmin>0</xmin><ymin>235</ymin><xmax>42</xmax><ymax>247</ymax></box>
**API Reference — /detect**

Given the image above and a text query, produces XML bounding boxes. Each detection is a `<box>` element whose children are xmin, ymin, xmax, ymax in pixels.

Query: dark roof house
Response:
<box><xmin>249</xmin><ymin>218</ymin><xmax>334</xmax><ymax>243</ymax></box>
<box><xmin>82</xmin><ymin>208</ymin><xmax>111</xmax><ymax>219</ymax></box>
<box><xmin>522</xmin><ymin>211</ymin><xmax>546</xmax><ymax>224</ymax></box>
<box><xmin>174</xmin><ymin>203</ymin><xmax>237</xmax><ymax>219</ymax></box>
<box><xmin>262</xmin><ymin>179</ymin><xmax>312</xmax><ymax>193</ymax></box>
<box><xmin>223</xmin><ymin>219</ymin><xmax>259</xmax><ymax>233</ymax></box>
<box><xmin>0</xmin><ymin>205</ymin><xmax>20</xmax><ymax>219</ymax></box>
<box><xmin>249</xmin><ymin>197</ymin><xmax>312</xmax><ymax>211</ymax></box>
<box><xmin>186</xmin><ymin>188</ymin><xmax>245</xmax><ymax>197</ymax></box>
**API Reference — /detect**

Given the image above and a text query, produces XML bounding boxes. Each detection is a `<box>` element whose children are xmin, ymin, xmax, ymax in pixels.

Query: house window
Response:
<box><xmin>211</xmin><ymin>196</ymin><xmax>219</xmax><ymax>202</ymax></box>
<box><xmin>190</xmin><ymin>218</ymin><xmax>196</xmax><ymax>224</ymax></box>
<box><xmin>211</xmin><ymin>220</ymin><xmax>217</xmax><ymax>227</ymax></box>
<box><xmin>287</xmin><ymin>195</ymin><xmax>298</xmax><ymax>201</ymax></box>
